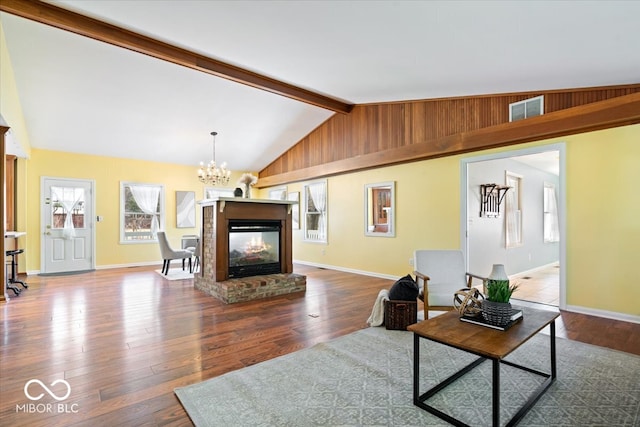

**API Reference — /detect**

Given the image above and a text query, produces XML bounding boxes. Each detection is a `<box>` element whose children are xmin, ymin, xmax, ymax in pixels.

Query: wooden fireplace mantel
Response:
<box><xmin>197</xmin><ymin>197</ymin><xmax>297</xmax><ymax>282</ymax></box>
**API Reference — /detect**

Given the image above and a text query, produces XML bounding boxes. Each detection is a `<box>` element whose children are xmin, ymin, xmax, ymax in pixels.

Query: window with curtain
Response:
<box><xmin>544</xmin><ymin>182</ymin><xmax>560</xmax><ymax>243</ymax></box>
<box><xmin>120</xmin><ymin>182</ymin><xmax>165</xmax><ymax>243</ymax></box>
<box><xmin>505</xmin><ymin>172</ymin><xmax>522</xmax><ymax>248</ymax></box>
<box><xmin>304</xmin><ymin>180</ymin><xmax>327</xmax><ymax>243</ymax></box>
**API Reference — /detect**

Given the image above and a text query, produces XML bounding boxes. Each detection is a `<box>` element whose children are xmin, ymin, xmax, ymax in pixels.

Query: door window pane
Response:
<box><xmin>51</xmin><ymin>186</ymin><xmax>85</xmax><ymax>230</ymax></box>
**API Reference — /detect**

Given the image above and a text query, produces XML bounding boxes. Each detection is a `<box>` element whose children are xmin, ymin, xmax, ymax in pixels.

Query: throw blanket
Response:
<box><xmin>366</xmin><ymin>289</ymin><xmax>389</xmax><ymax>326</ymax></box>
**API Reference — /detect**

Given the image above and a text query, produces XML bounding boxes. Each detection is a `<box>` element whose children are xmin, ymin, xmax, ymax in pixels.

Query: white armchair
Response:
<box><xmin>413</xmin><ymin>250</ymin><xmax>486</xmax><ymax>319</ymax></box>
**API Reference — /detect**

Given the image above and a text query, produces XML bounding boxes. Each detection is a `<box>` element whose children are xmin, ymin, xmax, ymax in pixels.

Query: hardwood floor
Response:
<box><xmin>510</xmin><ymin>263</ymin><xmax>560</xmax><ymax>306</ymax></box>
<box><xmin>1</xmin><ymin>265</ymin><xmax>638</xmax><ymax>426</ymax></box>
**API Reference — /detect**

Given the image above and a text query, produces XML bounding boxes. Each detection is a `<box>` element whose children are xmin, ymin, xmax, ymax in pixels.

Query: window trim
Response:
<box><xmin>120</xmin><ymin>181</ymin><xmax>165</xmax><ymax>244</ymax></box>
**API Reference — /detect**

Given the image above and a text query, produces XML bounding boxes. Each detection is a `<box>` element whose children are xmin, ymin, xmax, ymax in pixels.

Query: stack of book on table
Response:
<box><xmin>460</xmin><ymin>308</ymin><xmax>523</xmax><ymax>331</ymax></box>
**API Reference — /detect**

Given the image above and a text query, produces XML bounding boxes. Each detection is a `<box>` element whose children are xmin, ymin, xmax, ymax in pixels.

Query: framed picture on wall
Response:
<box><xmin>288</xmin><ymin>191</ymin><xmax>300</xmax><ymax>230</ymax></box>
<box><xmin>176</xmin><ymin>191</ymin><xmax>196</xmax><ymax>228</ymax></box>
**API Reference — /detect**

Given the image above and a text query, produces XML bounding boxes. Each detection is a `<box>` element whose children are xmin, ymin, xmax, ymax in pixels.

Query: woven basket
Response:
<box><xmin>482</xmin><ymin>300</ymin><xmax>512</xmax><ymax>326</ymax></box>
<box><xmin>384</xmin><ymin>300</ymin><xmax>417</xmax><ymax>330</ymax></box>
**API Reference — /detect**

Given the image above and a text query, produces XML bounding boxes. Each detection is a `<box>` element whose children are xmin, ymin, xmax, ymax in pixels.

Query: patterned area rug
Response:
<box><xmin>175</xmin><ymin>327</ymin><xmax>640</xmax><ymax>426</ymax></box>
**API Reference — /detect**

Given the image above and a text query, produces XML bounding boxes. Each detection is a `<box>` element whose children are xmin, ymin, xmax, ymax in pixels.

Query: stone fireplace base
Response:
<box><xmin>194</xmin><ymin>273</ymin><xmax>306</xmax><ymax>304</ymax></box>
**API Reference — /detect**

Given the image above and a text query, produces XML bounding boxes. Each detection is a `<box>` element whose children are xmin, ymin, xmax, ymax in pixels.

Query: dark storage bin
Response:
<box><xmin>384</xmin><ymin>300</ymin><xmax>418</xmax><ymax>330</ymax></box>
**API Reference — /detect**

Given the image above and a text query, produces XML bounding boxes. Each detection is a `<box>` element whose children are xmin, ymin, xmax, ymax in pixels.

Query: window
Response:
<box><xmin>268</xmin><ymin>186</ymin><xmax>287</xmax><ymax>200</ymax></box>
<box><xmin>304</xmin><ymin>180</ymin><xmax>327</xmax><ymax>243</ymax></box>
<box><xmin>120</xmin><ymin>182</ymin><xmax>164</xmax><ymax>243</ymax></box>
<box><xmin>509</xmin><ymin>95</ymin><xmax>544</xmax><ymax>122</ymax></box>
<box><xmin>505</xmin><ymin>172</ymin><xmax>522</xmax><ymax>248</ymax></box>
<box><xmin>544</xmin><ymin>182</ymin><xmax>560</xmax><ymax>243</ymax></box>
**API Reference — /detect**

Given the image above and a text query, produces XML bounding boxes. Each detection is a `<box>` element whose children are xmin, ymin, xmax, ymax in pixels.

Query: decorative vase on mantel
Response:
<box><xmin>238</xmin><ymin>173</ymin><xmax>258</xmax><ymax>199</ymax></box>
<box><xmin>481</xmin><ymin>264</ymin><xmax>513</xmax><ymax>326</ymax></box>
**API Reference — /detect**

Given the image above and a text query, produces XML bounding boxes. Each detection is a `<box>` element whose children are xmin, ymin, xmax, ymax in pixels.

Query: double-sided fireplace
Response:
<box><xmin>194</xmin><ymin>198</ymin><xmax>305</xmax><ymax>304</ymax></box>
<box><xmin>228</xmin><ymin>220</ymin><xmax>281</xmax><ymax>278</ymax></box>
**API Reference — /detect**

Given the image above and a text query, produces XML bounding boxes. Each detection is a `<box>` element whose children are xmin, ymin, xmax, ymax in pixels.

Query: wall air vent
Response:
<box><xmin>509</xmin><ymin>95</ymin><xmax>544</xmax><ymax>122</ymax></box>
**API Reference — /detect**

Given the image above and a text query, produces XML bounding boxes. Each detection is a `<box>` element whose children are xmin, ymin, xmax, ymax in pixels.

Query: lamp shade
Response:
<box><xmin>488</xmin><ymin>264</ymin><xmax>508</xmax><ymax>281</ymax></box>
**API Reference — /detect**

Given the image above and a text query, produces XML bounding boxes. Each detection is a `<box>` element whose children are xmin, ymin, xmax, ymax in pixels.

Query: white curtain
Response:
<box><xmin>51</xmin><ymin>187</ymin><xmax>84</xmax><ymax>240</ymax></box>
<box><xmin>129</xmin><ymin>185</ymin><xmax>161</xmax><ymax>238</ymax></box>
<box><xmin>308</xmin><ymin>183</ymin><xmax>327</xmax><ymax>240</ymax></box>
<box><xmin>505</xmin><ymin>175</ymin><xmax>521</xmax><ymax>247</ymax></box>
<box><xmin>544</xmin><ymin>185</ymin><xmax>560</xmax><ymax>242</ymax></box>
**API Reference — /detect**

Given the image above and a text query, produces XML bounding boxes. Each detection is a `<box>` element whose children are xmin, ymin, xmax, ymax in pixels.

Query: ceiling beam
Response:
<box><xmin>256</xmin><ymin>92</ymin><xmax>640</xmax><ymax>187</ymax></box>
<box><xmin>0</xmin><ymin>0</ymin><xmax>354</xmax><ymax>114</ymax></box>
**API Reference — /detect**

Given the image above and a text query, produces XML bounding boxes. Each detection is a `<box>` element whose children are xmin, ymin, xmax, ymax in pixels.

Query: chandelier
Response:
<box><xmin>197</xmin><ymin>131</ymin><xmax>231</xmax><ymax>186</ymax></box>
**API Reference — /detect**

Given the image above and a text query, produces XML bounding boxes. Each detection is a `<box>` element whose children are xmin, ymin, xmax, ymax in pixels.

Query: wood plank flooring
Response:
<box><xmin>510</xmin><ymin>263</ymin><xmax>560</xmax><ymax>306</ymax></box>
<box><xmin>1</xmin><ymin>265</ymin><xmax>638</xmax><ymax>426</ymax></box>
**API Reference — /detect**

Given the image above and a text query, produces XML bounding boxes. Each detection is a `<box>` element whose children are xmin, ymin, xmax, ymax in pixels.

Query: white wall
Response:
<box><xmin>467</xmin><ymin>157</ymin><xmax>560</xmax><ymax>277</ymax></box>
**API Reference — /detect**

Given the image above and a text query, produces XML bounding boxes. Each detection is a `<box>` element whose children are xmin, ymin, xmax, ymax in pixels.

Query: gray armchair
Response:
<box><xmin>157</xmin><ymin>231</ymin><xmax>193</xmax><ymax>275</ymax></box>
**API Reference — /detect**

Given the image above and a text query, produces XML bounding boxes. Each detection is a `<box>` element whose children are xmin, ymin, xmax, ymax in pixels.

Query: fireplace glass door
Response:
<box><xmin>228</xmin><ymin>221</ymin><xmax>281</xmax><ymax>278</ymax></box>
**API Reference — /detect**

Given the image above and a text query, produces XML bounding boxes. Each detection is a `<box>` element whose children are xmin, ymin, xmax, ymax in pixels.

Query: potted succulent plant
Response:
<box><xmin>482</xmin><ymin>264</ymin><xmax>519</xmax><ymax>326</ymax></box>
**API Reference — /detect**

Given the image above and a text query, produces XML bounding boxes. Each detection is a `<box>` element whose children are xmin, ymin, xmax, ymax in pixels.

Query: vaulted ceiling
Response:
<box><xmin>2</xmin><ymin>1</ymin><xmax>639</xmax><ymax>172</ymax></box>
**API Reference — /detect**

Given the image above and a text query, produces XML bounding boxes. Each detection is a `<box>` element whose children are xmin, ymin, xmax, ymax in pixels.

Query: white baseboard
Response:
<box><xmin>26</xmin><ymin>261</ymin><xmax>160</xmax><ymax>276</ymax></box>
<box><xmin>293</xmin><ymin>259</ymin><xmax>399</xmax><ymax>281</ymax></box>
<box><xmin>564</xmin><ymin>305</ymin><xmax>640</xmax><ymax>325</ymax></box>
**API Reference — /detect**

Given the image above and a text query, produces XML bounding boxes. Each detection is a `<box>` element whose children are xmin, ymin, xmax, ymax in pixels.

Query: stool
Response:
<box><xmin>6</xmin><ymin>249</ymin><xmax>27</xmax><ymax>296</ymax></box>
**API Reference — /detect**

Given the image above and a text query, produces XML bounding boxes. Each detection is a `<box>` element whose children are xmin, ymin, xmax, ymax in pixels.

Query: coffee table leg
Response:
<box><xmin>413</xmin><ymin>333</ymin><xmax>420</xmax><ymax>404</ymax></box>
<box><xmin>550</xmin><ymin>320</ymin><xmax>557</xmax><ymax>379</ymax></box>
<box><xmin>492</xmin><ymin>358</ymin><xmax>500</xmax><ymax>427</ymax></box>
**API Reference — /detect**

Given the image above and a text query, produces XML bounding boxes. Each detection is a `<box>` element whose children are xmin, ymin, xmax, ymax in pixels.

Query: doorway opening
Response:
<box><xmin>460</xmin><ymin>143</ymin><xmax>566</xmax><ymax>309</ymax></box>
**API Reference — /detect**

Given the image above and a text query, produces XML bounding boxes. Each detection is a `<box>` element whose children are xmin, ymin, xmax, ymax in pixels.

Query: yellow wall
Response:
<box><xmin>275</xmin><ymin>124</ymin><xmax>640</xmax><ymax>317</ymax></box>
<box><xmin>283</xmin><ymin>157</ymin><xmax>461</xmax><ymax>276</ymax></box>
<box><xmin>24</xmin><ymin>148</ymin><xmax>250</xmax><ymax>270</ymax></box>
<box><xmin>564</xmin><ymin>125</ymin><xmax>639</xmax><ymax>315</ymax></box>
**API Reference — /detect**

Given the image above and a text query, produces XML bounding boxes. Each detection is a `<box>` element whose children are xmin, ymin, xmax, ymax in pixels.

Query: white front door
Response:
<box><xmin>41</xmin><ymin>177</ymin><xmax>95</xmax><ymax>274</ymax></box>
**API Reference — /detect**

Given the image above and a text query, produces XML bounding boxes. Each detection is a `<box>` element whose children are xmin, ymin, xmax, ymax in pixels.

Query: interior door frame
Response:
<box><xmin>459</xmin><ymin>143</ymin><xmax>567</xmax><ymax>310</ymax></box>
<box><xmin>40</xmin><ymin>176</ymin><xmax>96</xmax><ymax>273</ymax></box>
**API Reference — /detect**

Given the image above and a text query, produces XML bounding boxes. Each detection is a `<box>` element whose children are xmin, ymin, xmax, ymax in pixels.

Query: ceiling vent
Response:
<box><xmin>509</xmin><ymin>95</ymin><xmax>544</xmax><ymax>122</ymax></box>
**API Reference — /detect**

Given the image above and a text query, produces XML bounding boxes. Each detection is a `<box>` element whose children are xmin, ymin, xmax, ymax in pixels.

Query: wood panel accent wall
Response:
<box><xmin>258</xmin><ymin>85</ymin><xmax>640</xmax><ymax>187</ymax></box>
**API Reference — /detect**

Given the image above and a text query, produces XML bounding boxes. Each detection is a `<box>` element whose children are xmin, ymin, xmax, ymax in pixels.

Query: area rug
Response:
<box><xmin>154</xmin><ymin>269</ymin><xmax>194</xmax><ymax>281</ymax></box>
<box><xmin>175</xmin><ymin>327</ymin><xmax>640</xmax><ymax>426</ymax></box>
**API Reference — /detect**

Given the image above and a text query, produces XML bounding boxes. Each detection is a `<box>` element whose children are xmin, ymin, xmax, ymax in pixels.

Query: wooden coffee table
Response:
<box><xmin>407</xmin><ymin>306</ymin><xmax>560</xmax><ymax>427</ymax></box>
